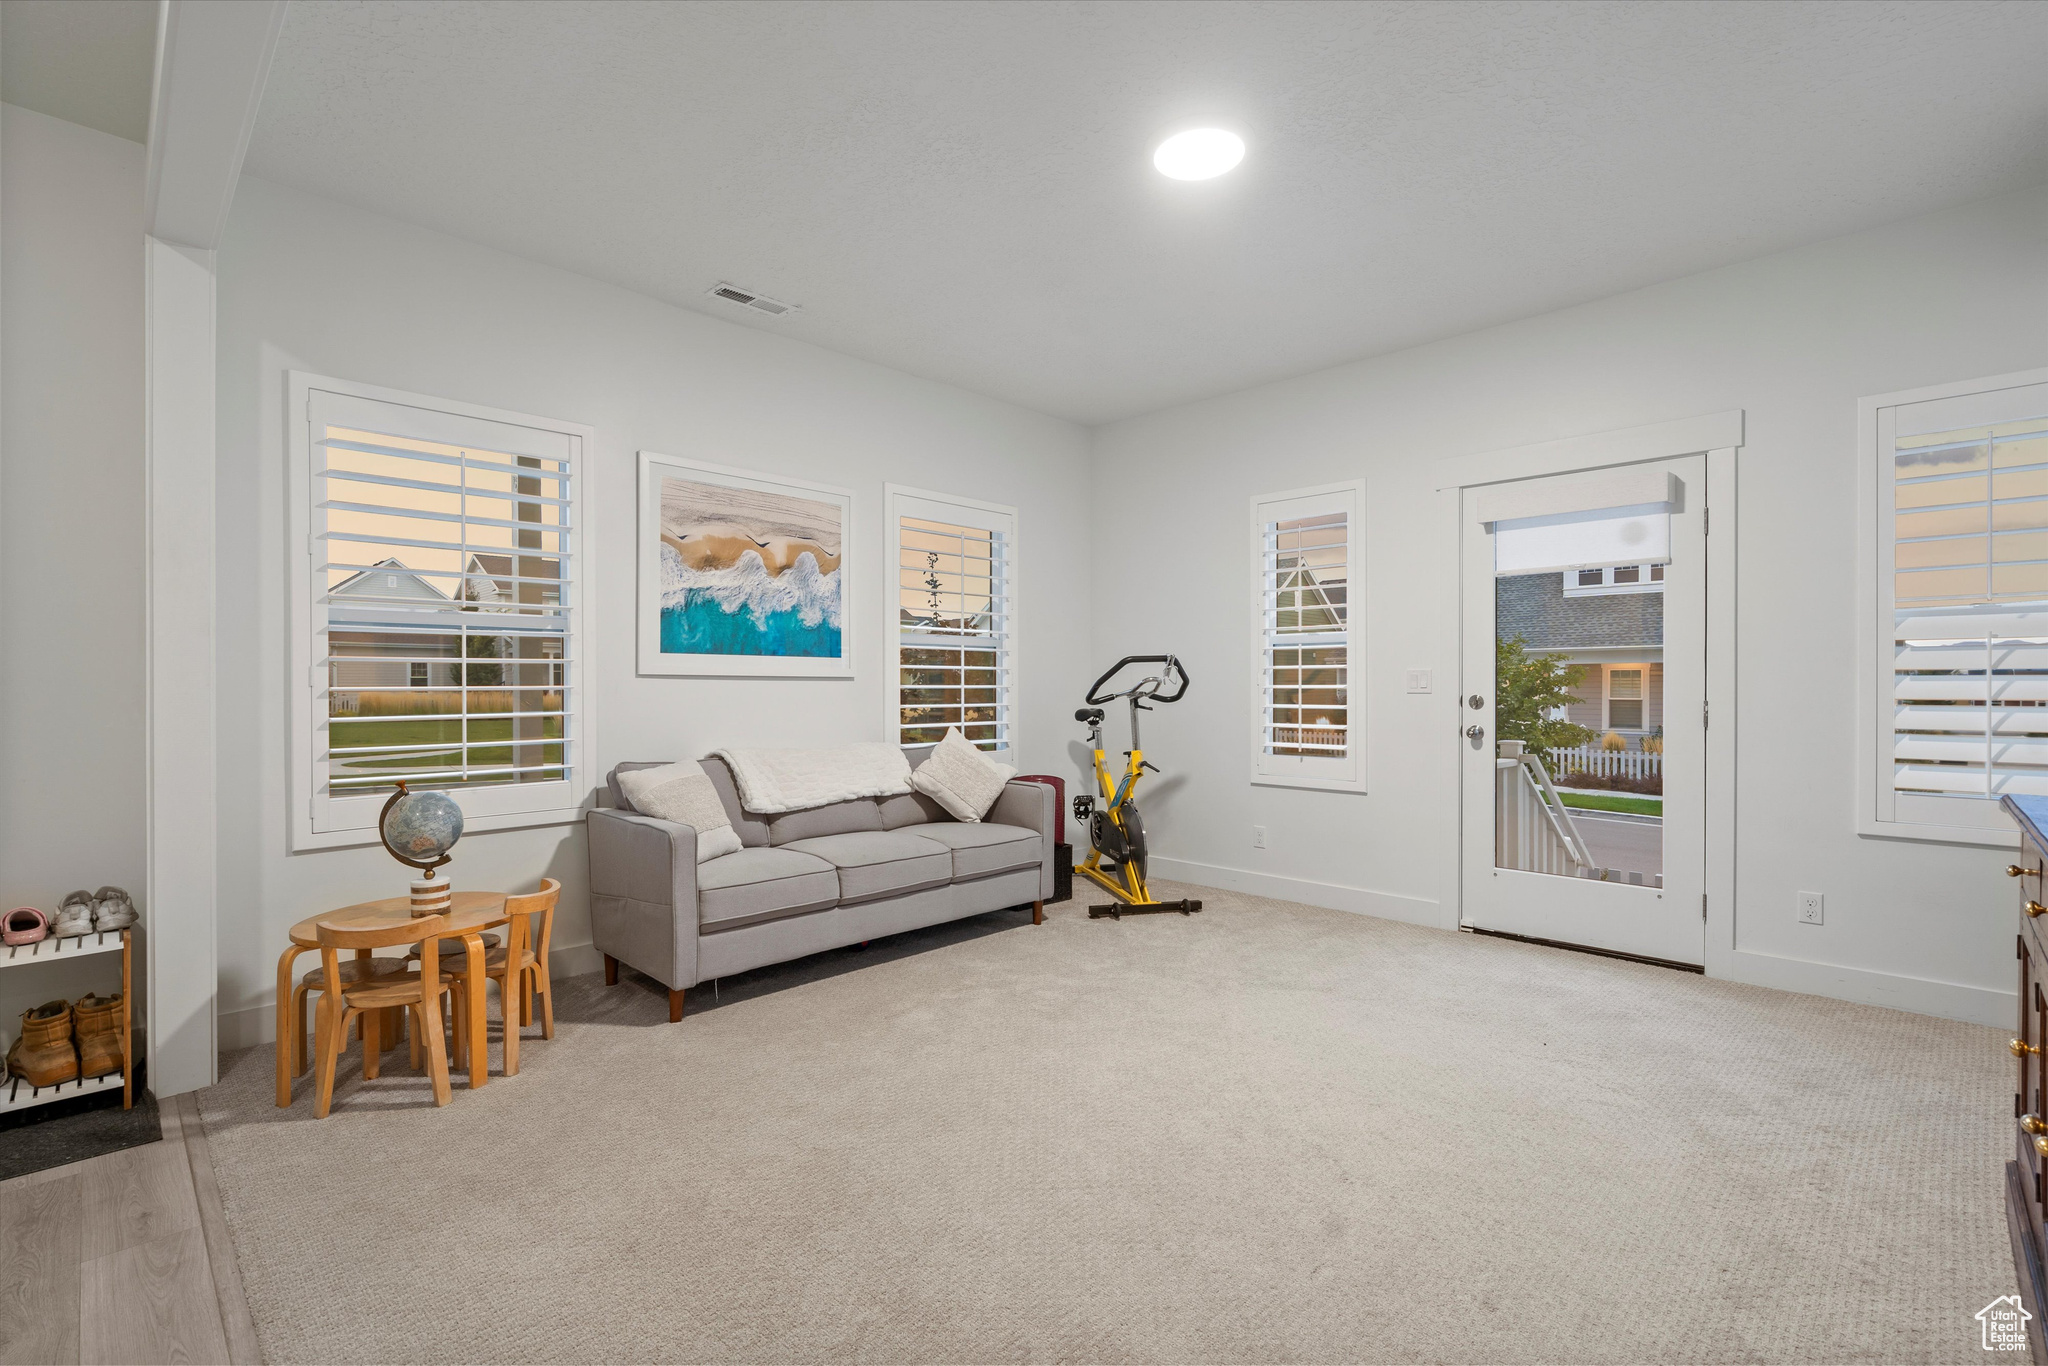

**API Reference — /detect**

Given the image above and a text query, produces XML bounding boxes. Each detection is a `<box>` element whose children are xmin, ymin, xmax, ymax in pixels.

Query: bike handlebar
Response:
<box><xmin>1085</xmin><ymin>655</ymin><xmax>1191</xmax><ymax>706</ymax></box>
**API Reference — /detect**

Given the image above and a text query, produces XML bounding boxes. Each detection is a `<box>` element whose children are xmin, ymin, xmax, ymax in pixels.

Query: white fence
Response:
<box><xmin>1547</xmin><ymin>744</ymin><xmax>1661</xmax><ymax>781</ymax></box>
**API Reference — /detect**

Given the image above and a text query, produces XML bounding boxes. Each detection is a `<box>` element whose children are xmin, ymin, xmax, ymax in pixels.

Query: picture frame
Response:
<box><xmin>636</xmin><ymin>451</ymin><xmax>855</xmax><ymax>677</ymax></box>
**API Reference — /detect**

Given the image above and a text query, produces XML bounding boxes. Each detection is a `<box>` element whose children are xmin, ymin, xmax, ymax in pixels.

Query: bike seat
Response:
<box><xmin>1075</xmin><ymin>707</ymin><xmax>1105</xmax><ymax>724</ymax></box>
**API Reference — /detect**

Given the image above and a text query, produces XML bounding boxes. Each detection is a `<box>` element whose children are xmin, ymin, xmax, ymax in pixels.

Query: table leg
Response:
<box><xmin>465</xmin><ymin>933</ymin><xmax>488</xmax><ymax>1089</ymax></box>
<box><xmin>275</xmin><ymin>944</ymin><xmax>304</xmax><ymax>1107</ymax></box>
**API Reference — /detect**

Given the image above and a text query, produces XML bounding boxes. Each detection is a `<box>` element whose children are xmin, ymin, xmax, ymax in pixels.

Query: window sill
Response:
<box><xmin>1855</xmin><ymin>817</ymin><xmax>2018</xmax><ymax>850</ymax></box>
<box><xmin>1251</xmin><ymin>774</ymin><xmax>1369</xmax><ymax>795</ymax></box>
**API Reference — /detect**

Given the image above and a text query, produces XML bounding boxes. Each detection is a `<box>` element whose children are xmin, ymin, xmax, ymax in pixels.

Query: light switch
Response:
<box><xmin>1405</xmin><ymin>669</ymin><xmax>1433</xmax><ymax>694</ymax></box>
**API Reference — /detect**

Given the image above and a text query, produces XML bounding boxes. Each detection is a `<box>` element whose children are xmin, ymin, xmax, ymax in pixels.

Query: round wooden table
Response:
<box><xmin>274</xmin><ymin>892</ymin><xmax>509</xmax><ymax>1107</ymax></box>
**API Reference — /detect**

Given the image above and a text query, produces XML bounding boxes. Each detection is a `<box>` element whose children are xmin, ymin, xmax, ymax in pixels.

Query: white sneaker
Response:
<box><xmin>51</xmin><ymin>891</ymin><xmax>94</xmax><ymax>938</ymax></box>
<box><xmin>91</xmin><ymin>887</ymin><xmax>137</xmax><ymax>933</ymax></box>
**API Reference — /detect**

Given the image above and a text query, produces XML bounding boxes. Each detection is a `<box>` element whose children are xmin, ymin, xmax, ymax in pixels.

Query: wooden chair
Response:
<box><xmin>311</xmin><ymin>912</ymin><xmax>456</xmax><ymax>1117</ymax></box>
<box><xmin>448</xmin><ymin>879</ymin><xmax>560</xmax><ymax>1079</ymax></box>
<box><xmin>288</xmin><ymin>958</ymin><xmax>412</xmax><ymax>1080</ymax></box>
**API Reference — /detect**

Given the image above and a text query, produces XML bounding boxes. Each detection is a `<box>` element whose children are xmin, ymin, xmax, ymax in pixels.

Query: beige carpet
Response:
<box><xmin>199</xmin><ymin>883</ymin><xmax>2013</xmax><ymax>1364</ymax></box>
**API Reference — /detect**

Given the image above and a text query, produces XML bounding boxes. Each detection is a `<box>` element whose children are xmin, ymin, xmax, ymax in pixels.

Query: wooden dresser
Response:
<box><xmin>2000</xmin><ymin>794</ymin><xmax>2048</xmax><ymax>1363</ymax></box>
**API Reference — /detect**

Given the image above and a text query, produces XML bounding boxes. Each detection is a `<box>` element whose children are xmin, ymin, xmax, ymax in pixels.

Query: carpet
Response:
<box><xmin>197</xmin><ymin>883</ymin><xmax>2012</xmax><ymax>1363</ymax></box>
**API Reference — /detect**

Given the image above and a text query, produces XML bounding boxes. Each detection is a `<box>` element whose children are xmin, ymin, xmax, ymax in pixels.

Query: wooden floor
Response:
<box><xmin>0</xmin><ymin>1093</ymin><xmax>257</xmax><ymax>1365</ymax></box>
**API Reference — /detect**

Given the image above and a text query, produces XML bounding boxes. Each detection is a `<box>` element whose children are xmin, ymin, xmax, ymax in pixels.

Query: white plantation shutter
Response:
<box><xmin>292</xmin><ymin>378</ymin><xmax>587</xmax><ymax>846</ymax></box>
<box><xmin>1252</xmin><ymin>484</ymin><xmax>1361</xmax><ymax>788</ymax></box>
<box><xmin>1880</xmin><ymin>380</ymin><xmax>2048</xmax><ymax>831</ymax></box>
<box><xmin>887</xmin><ymin>488</ymin><xmax>1016</xmax><ymax>753</ymax></box>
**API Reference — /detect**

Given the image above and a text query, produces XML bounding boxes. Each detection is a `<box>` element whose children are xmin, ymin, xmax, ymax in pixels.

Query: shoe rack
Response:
<box><xmin>0</xmin><ymin>929</ymin><xmax>132</xmax><ymax>1114</ymax></box>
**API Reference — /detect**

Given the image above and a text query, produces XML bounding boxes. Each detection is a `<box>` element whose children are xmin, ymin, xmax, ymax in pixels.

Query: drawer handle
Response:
<box><xmin>2014</xmin><ymin>1038</ymin><xmax>2040</xmax><ymax>1058</ymax></box>
<box><xmin>2014</xmin><ymin>865</ymin><xmax>2031</xmax><ymax>878</ymax></box>
<box><xmin>2026</xmin><ymin>1114</ymin><xmax>2048</xmax><ymax>1135</ymax></box>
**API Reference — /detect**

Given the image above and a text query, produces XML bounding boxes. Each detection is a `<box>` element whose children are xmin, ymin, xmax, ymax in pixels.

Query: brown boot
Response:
<box><xmin>7</xmin><ymin>1000</ymin><xmax>78</xmax><ymax>1088</ymax></box>
<box><xmin>72</xmin><ymin>993</ymin><xmax>124</xmax><ymax>1079</ymax></box>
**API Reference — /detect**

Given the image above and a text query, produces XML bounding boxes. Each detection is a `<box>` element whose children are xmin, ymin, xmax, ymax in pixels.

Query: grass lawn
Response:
<box><xmin>330</xmin><ymin>714</ymin><xmax>564</xmax><ymax>775</ymax></box>
<box><xmin>1558</xmin><ymin>791</ymin><xmax>1663</xmax><ymax>817</ymax></box>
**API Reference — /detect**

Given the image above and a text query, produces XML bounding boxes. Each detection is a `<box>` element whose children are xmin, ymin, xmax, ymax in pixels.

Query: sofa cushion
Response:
<box><xmin>765</xmin><ymin>798</ymin><xmax>884</xmax><ymax>846</ymax></box>
<box><xmin>700</xmin><ymin>757</ymin><xmax>770</xmax><ymax>848</ymax></box>
<box><xmin>878</xmin><ymin>790</ymin><xmax>946</xmax><ymax>829</ymax></box>
<box><xmin>781</xmin><ymin>831</ymin><xmax>953</xmax><ymax>905</ymax></box>
<box><xmin>899</xmin><ymin>821</ymin><xmax>1040</xmax><ymax>881</ymax></box>
<box><xmin>696</xmin><ymin>848</ymin><xmax>839</xmax><ymax>933</ymax></box>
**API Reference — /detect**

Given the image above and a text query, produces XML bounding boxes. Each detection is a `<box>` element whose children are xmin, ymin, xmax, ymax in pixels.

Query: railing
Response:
<box><xmin>1547</xmin><ymin>744</ymin><xmax>1662</xmax><ymax>781</ymax></box>
<box><xmin>1496</xmin><ymin>741</ymin><xmax>1595</xmax><ymax>877</ymax></box>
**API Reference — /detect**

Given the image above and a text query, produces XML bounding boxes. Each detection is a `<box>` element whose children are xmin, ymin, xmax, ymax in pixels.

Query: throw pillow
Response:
<box><xmin>616</xmin><ymin>761</ymin><xmax>744</xmax><ymax>863</ymax></box>
<box><xmin>909</xmin><ymin>728</ymin><xmax>1017</xmax><ymax>822</ymax></box>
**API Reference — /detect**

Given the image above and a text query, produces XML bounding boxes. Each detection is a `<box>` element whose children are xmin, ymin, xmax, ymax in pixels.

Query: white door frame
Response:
<box><xmin>1430</xmin><ymin>411</ymin><xmax>1742</xmax><ymax>974</ymax></box>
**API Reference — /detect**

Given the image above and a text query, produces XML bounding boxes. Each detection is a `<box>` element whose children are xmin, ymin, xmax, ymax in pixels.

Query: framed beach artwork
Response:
<box><xmin>636</xmin><ymin>452</ymin><xmax>854</xmax><ymax>677</ymax></box>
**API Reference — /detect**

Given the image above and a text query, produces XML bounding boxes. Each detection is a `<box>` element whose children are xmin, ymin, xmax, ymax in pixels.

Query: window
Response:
<box><xmin>289</xmin><ymin>374</ymin><xmax>592</xmax><ymax>849</ymax></box>
<box><xmin>1607</xmin><ymin>669</ymin><xmax>1644</xmax><ymax>730</ymax></box>
<box><xmin>1862</xmin><ymin>370</ymin><xmax>2048</xmax><ymax>842</ymax></box>
<box><xmin>1563</xmin><ymin>563</ymin><xmax>1663</xmax><ymax>597</ymax></box>
<box><xmin>1252</xmin><ymin>482</ymin><xmax>1362</xmax><ymax>789</ymax></box>
<box><xmin>885</xmin><ymin>486</ymin><xmax>1016</xmax><ymax>753</ymax></box>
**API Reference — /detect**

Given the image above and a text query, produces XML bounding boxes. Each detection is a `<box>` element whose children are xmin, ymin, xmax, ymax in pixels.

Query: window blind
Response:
<box><xmin>1891</xmin><ymin>413</ymin><xmax>2048</xmax><ymax>802</ymax></box>
<box><xmin>892</xmin><ymin>500</ymin><xmax>1014</xmax><ymax>751</ymax></box>
<box><xmin>1254</xmin><ymin>489</ymin><xmax>1357</xmax><ymax>783</ymax></box>
<box><xmin>314</xmin><ymin>416</ymin><xmax>573</xmax><ymax>798</ymax></box>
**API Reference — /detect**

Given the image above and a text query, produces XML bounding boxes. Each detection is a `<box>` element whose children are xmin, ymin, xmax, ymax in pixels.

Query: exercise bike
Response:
<box><xmin>1073</xmin><ymin>655</ymin><xmax>1204</xmax><ymax>919</ymax></box>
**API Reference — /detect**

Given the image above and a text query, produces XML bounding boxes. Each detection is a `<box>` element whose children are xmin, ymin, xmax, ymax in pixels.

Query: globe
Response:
<box><xmin>379</xmin><ymin>787</ymin><xmax>464</xmax><ymax>870</ymax></box>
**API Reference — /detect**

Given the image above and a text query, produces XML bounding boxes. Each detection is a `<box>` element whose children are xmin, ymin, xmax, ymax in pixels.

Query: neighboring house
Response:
<box><xmin>1497</xmin><ymin>564</ymin><xmax>1663</xmax><ymax>747</ymax></box>
<box><xmin>328</xmin><ymin>555</ymin><xmax>547</xmax><ymax>692</ymax></box>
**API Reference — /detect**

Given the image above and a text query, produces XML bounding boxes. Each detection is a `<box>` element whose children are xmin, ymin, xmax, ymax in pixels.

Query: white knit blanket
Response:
<box><xmin>709</xmin><ymin>743</ymin><xmax>914</xmax><ymax>814</ymax></box>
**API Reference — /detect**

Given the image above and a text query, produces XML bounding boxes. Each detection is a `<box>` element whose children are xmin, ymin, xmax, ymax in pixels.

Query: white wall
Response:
<box><xmin>213</xmin><ymin>175</ymin><xmax>1093</xmax><ymax>1045</ymax></box>
<box><xmin>1091</xmin><ymin>185</ymin><xmax>2048</xmax><ymax>1026</ymax></box>
<box><xmin>0</xmin><ymin>106</ymin><xmax>147</xmax><ymax>1030</ymax></box>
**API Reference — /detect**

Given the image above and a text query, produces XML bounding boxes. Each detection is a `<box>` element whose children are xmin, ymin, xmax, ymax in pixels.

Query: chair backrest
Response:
<box><xmin>316</xmin><ymin>912</ymin><xmax>450</xmax><ymax>1003</ymax></box>
<box><xmin>503</xmin><ymin>879</ymin><xmax>561</xmax><ymax>966</ymax></box>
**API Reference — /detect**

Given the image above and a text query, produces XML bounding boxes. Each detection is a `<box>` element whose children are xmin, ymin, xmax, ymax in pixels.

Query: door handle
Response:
<box><xmin>1465</xmin><ymin>725</ymin><xmax>1485</xmax><ymax>740</ymax></box>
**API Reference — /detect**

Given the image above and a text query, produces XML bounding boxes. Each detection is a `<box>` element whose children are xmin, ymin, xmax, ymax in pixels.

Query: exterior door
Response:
<box><xmin>1459</xmin><ymin>455</ymin><xmax>1706</xmax><ymax>966</ymax></box>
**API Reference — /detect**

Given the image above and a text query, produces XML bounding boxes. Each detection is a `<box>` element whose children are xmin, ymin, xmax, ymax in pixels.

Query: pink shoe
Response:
<box><xmin>4</xmin><ymin>907</ymin><xmax>49</xmax><ymax>946</ymax></box>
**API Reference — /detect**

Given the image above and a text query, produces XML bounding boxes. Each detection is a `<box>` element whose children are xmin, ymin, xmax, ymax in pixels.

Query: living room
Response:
<box><xmin>2</xmin><ymin>1</ymin><xmax>2045</xmax><ymax>1361</ymax></box>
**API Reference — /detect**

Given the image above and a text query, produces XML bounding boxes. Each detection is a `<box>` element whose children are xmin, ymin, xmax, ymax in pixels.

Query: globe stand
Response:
<box><xmin>378</xmin><ymin>781</ymin><xmax>460</xmax><ymax>918</ymax></box>
<box><xmin>410</xmin><ymin>871</ymin><xmax>452</xmax><ymax>918</ymax></box>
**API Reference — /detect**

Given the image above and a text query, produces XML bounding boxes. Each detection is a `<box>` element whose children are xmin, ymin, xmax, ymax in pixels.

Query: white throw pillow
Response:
<box><xmin>616</xmin><ymin>762</ymin><xmax>744</xmax><ymax>863</ymax></box>
<box><xmin>909</xmin><ymin>729</ymin><xmax>1017</xmax><ymax>822</ymax></box>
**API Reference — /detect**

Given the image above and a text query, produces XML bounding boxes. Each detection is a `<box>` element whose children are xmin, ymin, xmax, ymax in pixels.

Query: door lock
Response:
<box><xmin>1465</xmin><ymin>725</ymin><xmax>1485</xmax><ymax>740</ymax></box>
<box><xmin>1468</xmin><ymin>694</ymin><xmax>1485</xmax><ymax>709</ymax></box>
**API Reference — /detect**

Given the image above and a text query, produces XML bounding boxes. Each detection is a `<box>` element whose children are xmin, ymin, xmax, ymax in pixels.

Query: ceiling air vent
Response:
<box><xmin>707</xmin><ymin>283</ymin><xmax>796</xmax><ymax>317</ymax></box>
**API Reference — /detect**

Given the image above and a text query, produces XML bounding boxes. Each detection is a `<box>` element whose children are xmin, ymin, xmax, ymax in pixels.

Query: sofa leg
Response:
<box><xmin>669</xmin><ymin>988</ymin><xmax>685</xmax><ymax>1023</ymax></box>
<box><xmin>604</xmin><ymin>954</ymin><xmax>618</xmax><ymax>986</ymax></box>
<box><xmin>1033</xmin><ymin>900</ymin><xmax>1044</xmax><ymax>926</ymax></box>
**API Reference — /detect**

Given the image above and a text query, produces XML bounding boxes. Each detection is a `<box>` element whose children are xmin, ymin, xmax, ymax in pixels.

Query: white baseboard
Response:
<box><xmin>1149</xmin><ymin>857</ymin><xmax>1443</xmax><ymax>928</ymax></box>
<box><xmin>1718</xmin><ymin>946</ymin><xmax>2012</xmax><ymax>1029</ymax></box>
<box><xmin>1151</xmin><ymin>857</ymin><xmax>2010</xmax><ymax>1028</ymax></box>
<box><xmin>550</xmin><ymin>940</ymin><xmax>605</xmax><ymax>979</ymax></box>
<box><xmin>216</xmin><ymin>940</ymin><xmax>610</xmax><ymax>1049</ymax></box>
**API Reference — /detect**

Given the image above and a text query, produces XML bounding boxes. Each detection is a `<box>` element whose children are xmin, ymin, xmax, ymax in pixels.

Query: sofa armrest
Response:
<box><xmin>987</xmin><ymin>779</ymin><xmax>1055</xmax><ymax>902</ymax></box>
<box><xmin>587</xmin><ymin>808</ymin><xmax>700</xmax><ymax>990</ymax></box>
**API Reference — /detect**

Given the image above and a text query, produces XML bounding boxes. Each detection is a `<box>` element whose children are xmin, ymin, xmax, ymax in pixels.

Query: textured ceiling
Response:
<box><xmin>1</xmin><ymin>0</ymin><xmax>157</xmax><ymax>143</ymax></box>
<box><xmin>245</xmin><ymin>0</ymin><xmax>2048</xmax><ymax>425</ymax></box>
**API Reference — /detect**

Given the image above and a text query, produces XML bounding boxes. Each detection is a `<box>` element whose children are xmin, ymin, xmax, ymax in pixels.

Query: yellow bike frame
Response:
<box><xmin>1077</xmin><ymin>741</ymin><xmax>1153</xmax><ymax>905</ymax></box>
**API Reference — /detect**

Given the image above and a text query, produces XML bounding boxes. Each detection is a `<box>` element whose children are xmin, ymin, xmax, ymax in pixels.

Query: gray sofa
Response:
<box><xmin>588</xmin><ymin>754</ymin><xmax>1054</xmax><ymax>1020</ymax></box>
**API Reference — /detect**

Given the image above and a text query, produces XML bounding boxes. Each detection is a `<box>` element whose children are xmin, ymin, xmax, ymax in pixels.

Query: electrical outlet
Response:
<box><xmin>1253</xmin><ymin>825</ymin><xmax>1267</xmax><ymax>849</ymax></box>
<box><xmin>1405</xmin><ymin>669</ymin><xmax>1433</xmax><ymax>694</ymax></box>
<box><xmin>1797</xmin><ymin>891</ymin><xmax>1824</xmax><ymax>925</ymax></box>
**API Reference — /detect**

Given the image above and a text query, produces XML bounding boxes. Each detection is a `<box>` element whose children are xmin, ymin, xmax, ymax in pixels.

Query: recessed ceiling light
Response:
<box><xmin>1153</xmin><ymin>128</ymin><xmax>1245</xmax><ymax>181</ymax></box>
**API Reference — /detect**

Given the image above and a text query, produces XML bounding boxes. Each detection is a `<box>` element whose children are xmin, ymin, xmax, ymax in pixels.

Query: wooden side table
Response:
<box><xmin>274</xmin><ymin>892</ymin><xmax>508</xmax><ymax>1107</ymax></box>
